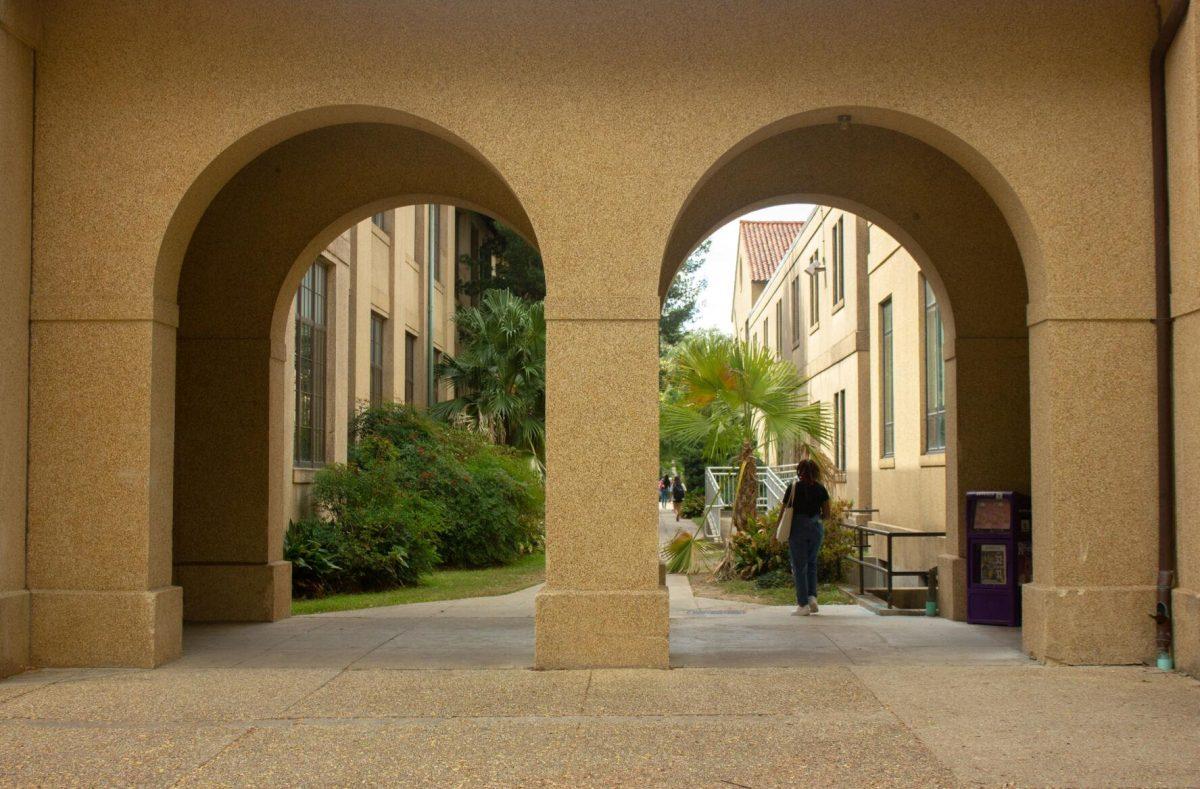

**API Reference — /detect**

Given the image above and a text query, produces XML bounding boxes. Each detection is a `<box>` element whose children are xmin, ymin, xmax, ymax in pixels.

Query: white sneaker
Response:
<box><xmin>792</xmin><ymin>606</ymin><xmax>811</xmax><ymax>616</ymax></box>
<box><xmin>808</xmin><ymin>596</ymin><xmax>819</xmax><ymax>614</ymax></box>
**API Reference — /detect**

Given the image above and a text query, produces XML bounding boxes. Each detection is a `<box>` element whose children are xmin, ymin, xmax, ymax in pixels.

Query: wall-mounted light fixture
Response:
<box><xmin>837</xmin><ymin>114</ymin><xmax>852</xmax><ymax>130</ymax></box>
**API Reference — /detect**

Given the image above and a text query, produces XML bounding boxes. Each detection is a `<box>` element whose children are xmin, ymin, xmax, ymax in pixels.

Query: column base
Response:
<box><xmin>1022</xmin><ymin>583</ymin><xmax>1156</xmax><ymax>665</ymax></box>
<box><xmin>30</xmin><ymin>586</ymin><xmax>181</xmax><ymax>668</ymax></box>
<box><xmin>174</xmin><ymin>561</ymin><xmax>291</xmax><ymax>622</ymax></box>
<box><xmin>936</xmin><ymin>553</ymin><xmax>967</xmax><ymax>621</ymax></box>
<box><xmin>535</xmin><ymin>588</ymin><xmax>669</xmax><ymax>669</ymax></box>
<box><xmin>1172</xmin><ymin>586</ymin><xmax>1200</xmax><ymax>677</ymax></box>
<box><xmin>0</xmin><ymin>590</ymin><xmax>30</xmax><ymax>677</ymax></box>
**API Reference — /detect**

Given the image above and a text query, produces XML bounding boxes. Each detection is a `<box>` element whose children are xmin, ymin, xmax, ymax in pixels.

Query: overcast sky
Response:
<box><xmin>689</xmin><ymin>203</ymin><xmax>814</xmax><ymax>332</ymax></box>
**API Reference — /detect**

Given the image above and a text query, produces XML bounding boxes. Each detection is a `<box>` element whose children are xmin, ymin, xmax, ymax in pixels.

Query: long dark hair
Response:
<box><xmin>796</xmin><ymin>458</ymin><xmax>821</xmax><ymax>486</ymax></box>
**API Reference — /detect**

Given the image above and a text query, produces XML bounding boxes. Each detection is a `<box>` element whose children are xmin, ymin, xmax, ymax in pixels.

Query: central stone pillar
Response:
<box><xmin>535</xmin><ymin>311</ymin><xmax>668</xmax><ymax>669</ymax></box>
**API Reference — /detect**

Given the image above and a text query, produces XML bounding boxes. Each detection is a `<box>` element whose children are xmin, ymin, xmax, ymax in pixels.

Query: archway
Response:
<box><xmin>165</xmin><ymin>111</ymin><xmax>539</xmax><ymax>625</ymax></box>
<box><xmin>660</xmin><ymin>111</ymin><xmax>1033</xmax><ymax>627</ymax></box>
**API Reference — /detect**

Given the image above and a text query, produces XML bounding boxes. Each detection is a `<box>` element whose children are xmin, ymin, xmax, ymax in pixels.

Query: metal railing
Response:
<box><xmin>703</xmin><ymin>463</ymin><xmax>798</xmax><ymax>540</ymax></box>
<box><xmin>842</xmin><ymin>511</ymin><xmax>945</xmax><ymax>609</ymax></box>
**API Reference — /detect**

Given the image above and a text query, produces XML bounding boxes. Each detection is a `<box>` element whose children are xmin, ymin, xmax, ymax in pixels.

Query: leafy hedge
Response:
<box><xmin>286</xmin><ymin>404</ymin><xmax>544</xmax><ymax>598</ymax></box>
<box><xmin>729</xmin><ymin>498</ymin><xmax>856</xmax><ymax>583</ymax></box>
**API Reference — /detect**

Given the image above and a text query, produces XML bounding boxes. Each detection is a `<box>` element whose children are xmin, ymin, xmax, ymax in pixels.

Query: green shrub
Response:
<box><xmin>284</xmin><ymin>517</ymin><xmax>342</xmax><ymax>598</ymax></box>
<box><xmin>754</xmin><ymin>568</ymin><xmax>793</xmax><ymax>589</ymax></box>
<box><xmin>729</xmin><ymin>505</ymin><xmax>790</xmax><ymax>580</ymax></box>
<box><xmin>287</xmin><ymin>437</ymin><xmax>441</xmax><ymax>597</ymax></box>
<box><xmin>680</xmin><ymin>489</ymin><xmax>705</xmax><ymax>519</ymax></box>
<box><xmin>351</xmin><ymin>403</ymin><xmax>545</xmax><ymax>568</ymax></box>
<box><xmin>728</xmin><ymin>497</ymin><xmax>857</xmax><ymax>584</ymax></box>
<box><xmin>819</xmin><ymin>498</ymin><xmax>856</xmax><ymax>583</ymax></box>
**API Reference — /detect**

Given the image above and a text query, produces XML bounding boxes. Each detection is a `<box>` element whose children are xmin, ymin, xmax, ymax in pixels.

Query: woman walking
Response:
<box><xmin>658</xmin><ymin>475</ymin><xmax>671</xmax><ymax>509</ymax></box>
<box><xmin>671</xmin><ymin>475</ymin><xmax>687</xmax><ymax>521</ymax></box>
<box><xmin>779</xmin><ymin>459</ymin><xmax>829</xmax><ymax>616</ymax></box>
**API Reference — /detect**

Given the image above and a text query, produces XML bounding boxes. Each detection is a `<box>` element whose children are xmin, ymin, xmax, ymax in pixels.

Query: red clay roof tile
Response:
<box><xmin>740</xmin><ymin>220</ymin><xmax>805</xmax><ymax>282</ymax></box>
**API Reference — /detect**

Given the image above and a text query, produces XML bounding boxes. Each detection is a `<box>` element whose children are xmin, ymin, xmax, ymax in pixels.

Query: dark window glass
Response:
<box><xmin>294</xmin><ymin>263</ymin><xmax>328</xmax><ymax>466</ymax></box>
<box><xmin>370</xmin><ymin>312</ymin><xmax>385</xmax><ymax>408</ymax></box>
<box><xmin>404</xmin><ymin>332</ymin><xmax>417</xmax><ymax>404</ymax></box>
<box><xmin>924</xmin><ymin>281</ymin><xmax>946</xmax><ymax>452</ymax></box>
<box><xmin>881</xmin><ymin>298</ymin><xmax>895</xmax><ymax>458</ymax></box>
<box><xmin>808</xmin><ymin>252</ymin><xmax>820</xmax><ymax>327</ymax></box>
<box><xmin>790</xmin><ymin>277</ymin><xmax>801</xmax><ymax>341</ymax></box>
<box><xmin>430</xmin><ymin>205</ymin><xmax>442</xmax><ymax>283</ymax></box>
<box><xmin>371</xmin><ymin>212</ymin><xmax>390</xmax><ymax>234</ymax></box>
<box><xmin>413</xmin><ymin>206</ymin><xmax>425</xmax><ymax>265</ymax></box>
<box><xmin>432</xmin><ymin>349</ymin><xmax>443</xmax><ymax>403</ymax></box>
<box><xmin>834</xmin><ymin>390</ymin><xmax>847</xmax><ymax>470</ymax></box>
<box><xmin>775</xmin><ymin>299</ymin><xmax>783</xmax><ymax>357</ymax></box>
<box><xmin>832</xmin><ymin>217</ymin><xmax>845</xmax><ymax>304</ymax></box>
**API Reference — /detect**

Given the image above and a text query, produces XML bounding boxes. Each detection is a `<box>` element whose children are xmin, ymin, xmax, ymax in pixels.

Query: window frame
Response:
<box><xmin>430</xmin><ymin>205</ymin><xmax>442</xmax><ymax>285</ymax></box>
<box><xmin>369</xmin><ymin>312</ymin><xmax>386</xmax><ymax>409</ymax></box>
<box><xmin>807</xmin><ymin>251</ymin><xmax>821</xmax><ymax>329</ymax></box>
<box><xmin>880</xmin><ymin>297</ymin><xmax>895</xmax><ymax>458</ymax></box>
<box><xmin>834</xmin><ymin>389</ymin><xmax>847</xmax><ymax>471</ymax></box>
<box><xmin>831</xmin><ymin>216</ymin><xmax>845</xmax><ymax>309</ymax></box>
<box><xmin>294</xmin><ymin>262</ymin><xmax>329</xmax><ymax>468</ymax></box>
<box><xmin>404</xmin><ymin>331</ymin><xmax>417</xmax><ymax>404</ymax></box>
<box><xmin>923</xmin><ymin>279</ymin><xmax>947</xmax><ymax>453</ymax></box>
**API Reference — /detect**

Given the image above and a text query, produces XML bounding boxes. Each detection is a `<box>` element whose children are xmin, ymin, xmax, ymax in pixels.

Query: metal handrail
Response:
<box><xmin>843</xmin><ymin>519</ymin><xmax>946</xmax><ymax>609</ymax></box>
<box><xmin>702</xmin><ymin>462</ymin><xmax>799</xmax><ymax>540</ymax></box>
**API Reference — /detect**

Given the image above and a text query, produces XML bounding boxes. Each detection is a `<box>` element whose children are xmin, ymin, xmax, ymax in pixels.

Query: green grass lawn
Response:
<box><xmin>292</xmin><ymin>552</ymin><xmax>546</xmax><ymax>615</ymax></box>
<box><xmin>691</xmin><ymin>576</ymin><xmax>854</xmax><ymax>607</ymax></box>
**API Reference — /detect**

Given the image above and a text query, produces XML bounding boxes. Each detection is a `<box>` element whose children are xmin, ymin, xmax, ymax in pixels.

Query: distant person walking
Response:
<box><xmin>671</xmin><ymin>475</ymin><xmax>687</xmax><ymax>521</ymax></box>
<box><xmin>778</xmin><ymin>459</ymin><xmax>829</xmax><ymax>616</ymax></box>
<box><xmin>658</xmin><ymin>475</ymin><xmax>671</xmax><ymax>509</ymax></box>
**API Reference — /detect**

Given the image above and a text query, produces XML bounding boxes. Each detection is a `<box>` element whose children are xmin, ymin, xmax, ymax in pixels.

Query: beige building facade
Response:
<box><xmin>2</xmin><ymin>0</ymin><xmax>1199</xmax><ymax>677</ymax></box>
<box><xmin>738</xmin><ymin>210</ymin><xmax>948</xmax><ymax>580</ymax></box>
<box><xmin>281</xmin><ymin>206</ymin><xmax>487</xmax><ymax>521</ymax></box>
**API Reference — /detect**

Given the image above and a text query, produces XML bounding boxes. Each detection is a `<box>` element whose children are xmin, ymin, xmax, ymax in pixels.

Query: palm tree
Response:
<box><xmin>661</xmin><ymin>334</ymin><xmax>829</xmax><ymax>570</ymax></box>
<box><xmin>431</xmin><ymin>289</ymin><xmax>545</xmax><ymax>465</ymax></box>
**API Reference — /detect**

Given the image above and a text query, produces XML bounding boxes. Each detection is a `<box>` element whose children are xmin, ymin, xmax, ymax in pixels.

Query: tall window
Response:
<box><xmin>790</xmin><ymin>276</ymin><xmax>801</xmax><ymax>341</ymax></box>
<box><xmin>413</xmin><ymin>205</ymin><xmax>425</xmax><ymax>265</ymax></box>
<box><xmin>371</xmin><ymin>211</ymin><xmax>391</xmax><ymax>235</ymax></box>
<box><xmin>763</xmin><ymin>318</ymin><xmax>769</xmax><ymax>353</ymax></box>
<box><xmin>924</xmin><ymin>280</ymin><xmax>946</xmax><ymax>452</ymax></box>
<box><xmin>834</xmin><ymin>389</ymin><xmax>847</xmax><ymax>471</ymax></box>
<box><xmin>881</xmin><ymin>297</ymin><xmax>895</xmax><ymax>458</ymax></box>
<box><xmin>831</xmin><ymin>216</ymin><xmax>845</xmax><ymax>305</ymax></box>
<box><xmin>294</xmin><ymin>263</ymin><xmax>328</xmax><ymax>466</ymax></box>
<box><xmin>404</xmin><ymin>332</ymin><xmax>417</xmax><ymax>403</ymax></box>
<box><xmin>432</xmin><ymin>349</ymin><xmax>443</xmax><ymax>403</ymax></box>
<box><xmin>430</xmin><ymin>205</ymin><xmax>442</xmax><ymax>283</ymax></box>
<box><xmin>808</xmin><ymin>251</ymin><xmax>820</xmax><ymax>327</ymax></box>
<box><xmin>369</xmin><ymin>312</ymin><xmax>385</xmax><ymax>408</ymax></box>
<box><xmin>775</xmin><ymin>299</ymin><xmax>783</xmax><ymax>356</ymax></box>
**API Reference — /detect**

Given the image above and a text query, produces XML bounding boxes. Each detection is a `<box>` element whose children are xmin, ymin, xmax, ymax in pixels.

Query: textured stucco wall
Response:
<box><xmin>0</xmin><ymin>21</ymin><xmax>32</xmax><ymax>678</ymax></box>
<box><xmin>20</xmin><ymin>0</ymin><xmax>1177</xmax><ymax>669</ymax></box>
<box><xmin>1166</xmin><ymin>3</ymin><xmax>1200</xmax><ymax>676</ymax></box>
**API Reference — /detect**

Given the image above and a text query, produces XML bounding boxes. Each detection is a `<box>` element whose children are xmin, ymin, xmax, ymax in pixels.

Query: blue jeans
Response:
<box><xmin>788</xmin><ymin>515</ymin><xmax>824</xmax><ymax>606</ymax></box>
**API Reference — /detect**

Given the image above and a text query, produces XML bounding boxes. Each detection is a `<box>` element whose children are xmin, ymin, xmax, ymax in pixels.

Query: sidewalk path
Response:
<box><xmin>2</xmin><ymin>565</ymin><xmax>1198</xmax><ymax>785</ymax></box>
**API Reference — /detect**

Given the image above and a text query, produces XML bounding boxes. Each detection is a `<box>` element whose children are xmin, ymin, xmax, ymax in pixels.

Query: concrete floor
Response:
<box><xmin>2</xmin><ymin>572</ymin><xmax>1198</xmax><ymax>786</ymax></box>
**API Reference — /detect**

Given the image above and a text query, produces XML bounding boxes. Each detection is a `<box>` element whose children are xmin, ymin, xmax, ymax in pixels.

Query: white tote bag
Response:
<box><xmin>775</xmin><ymin>484</ymin><xmax>795</xmax><ymax>542</ymax></box>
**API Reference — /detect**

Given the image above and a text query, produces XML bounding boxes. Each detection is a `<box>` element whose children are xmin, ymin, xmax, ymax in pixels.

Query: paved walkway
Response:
<box><xmin>3</xmin><ymin>573</ymin><xmax>1199</xmax><ymax>786</ymax></box>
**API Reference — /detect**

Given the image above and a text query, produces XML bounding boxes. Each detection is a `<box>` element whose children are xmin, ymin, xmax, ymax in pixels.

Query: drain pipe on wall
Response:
<box><xmin>1150</xmin><ymin>0</ymin><xmax>1190</xmax><ymax>672</ymax></box>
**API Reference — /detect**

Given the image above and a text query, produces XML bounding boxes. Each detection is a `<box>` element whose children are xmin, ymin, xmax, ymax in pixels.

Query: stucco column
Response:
<box><xmin>535</xmin><ymin>300</ymin><xmax>668</xmax><ymax>669</ymax></box>
<box><xmin>937</xmin><ymin>336</ymin><xmax>1030</xmax><ymax>621</ymax></box>
<box><xmin>27</xmin><ymin>311</ymin><xmax>182</xmax><ymax>667</ymax></box>
<box><xmin>0</xmin><ymin>22</ymin><xmax>33</xmax><ymax>677</ymax></box>
<box><xmin>1021</xmin><ymin>315</ymin><xmax>1159</xmax><ymax>664</ymax></box>
<box><xmin>173</xmin><ymin>332</ymin><xmax>291</xmax><ymax>623</ymax></box>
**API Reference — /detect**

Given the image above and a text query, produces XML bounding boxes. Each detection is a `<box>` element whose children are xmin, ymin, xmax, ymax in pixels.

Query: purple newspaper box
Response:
<box><xmin>966</xmin><ymin>491</ymin><xmax>1031</xmax><ymax>626</ymax></box>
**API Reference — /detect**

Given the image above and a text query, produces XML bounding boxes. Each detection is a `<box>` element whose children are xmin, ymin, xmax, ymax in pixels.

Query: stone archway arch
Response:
<box><xmin>168</xmin><ymin>113</ymin><xmax>540</xmax><ymax>624</ymax></box>
<box><xmin>660</xmin><ymin>113</ymin><xmax>1033</xmax><ymax>623</ymax></box>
